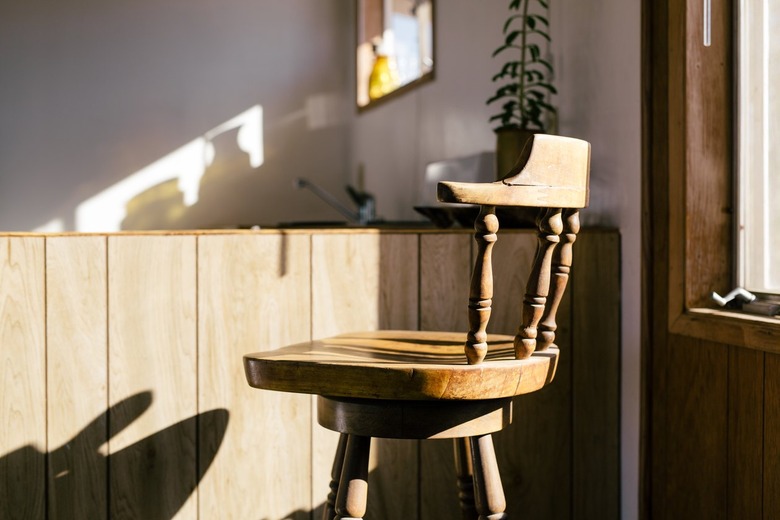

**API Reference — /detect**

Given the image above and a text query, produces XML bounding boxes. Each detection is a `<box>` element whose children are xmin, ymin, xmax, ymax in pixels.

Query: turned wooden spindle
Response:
<box><xmin>514</xmin><ymin>207</ymin><xmax>564</xmax><ymax>359</ymax></box>
<box><xmin>453</xmin><ymin>438</ymin><xmax>477</xmax><ymax>520</ymax></box>
<box><xmin>470</xmin><ymin>434</ymin><xmax>508</xmax><ymax>520</ymax></box>
<box><xmin>322</xmin><ymin>433</ymin><xmax>349</xmax><ymax>520</ymax></box>
<box><xmin>335</xmin><ymin>435</ymin><xmax>371</xmax><ymax>520</ymax></box>
<box><xmin>537</xmin><ymin>209</ymin><xmax>580</xmax><ymax>351</ymax></box>
<box><xmin>466</xmin><ymin>205</ymin><xmax>499</xmax><ymax>365</ymax></box>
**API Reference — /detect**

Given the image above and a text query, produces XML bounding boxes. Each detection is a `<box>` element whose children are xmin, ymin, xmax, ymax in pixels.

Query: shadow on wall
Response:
<box><xmin>58</xmin><ymin>94</ymin><xmax>349</xmax><ymax>233</ymax></box>
<box><xmin>0</xmin><ymin>392</ymin><xmax>229</xmax><ymax>520</ymax></box>
<box><xmin>74</xmin><ymin>106</ymin><xmax>265</xmax><ymax>232</ymax></box>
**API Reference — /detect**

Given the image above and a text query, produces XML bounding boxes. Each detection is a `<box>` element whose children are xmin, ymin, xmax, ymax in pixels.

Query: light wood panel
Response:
<box><xmin>0</xmin><ymin>237</ymin><xmax>46</xmax><ymax>520</ymax></box>
<box><xmin>419</xmin><ymin>233</ymin><xmax>472</xmax><ymax>520</ymax></box>
<box><xmin>107</xmin><ymin>236</ymin><xmax>198</xmax><ymax>520</ymax></box>
<box><xmin>419</xmin><ymin>233</ymin><xmax>472</xmax><ymax>332</ymax></box>
<box><xmin>46</xmin><ymin>237</ymin><xmax>108</xmax><ymax>520</ymax></box>
<box><xmin>311</xmin><ymin>233</ymin><xmax>419</xmax><ymax>520</ymax></box>
<box><xmin>572</xmin><ymin>231</ymin><xmax>620</xmax><ymax>519</ymax></box>
<box><xmin>197</xmin><ymin>234</ymin><xmax>311</xmax><ymax>520</ymax></box>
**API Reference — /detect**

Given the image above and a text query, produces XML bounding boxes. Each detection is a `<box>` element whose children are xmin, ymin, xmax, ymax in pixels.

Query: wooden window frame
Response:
<box><xmin>644</xmin><ymin>0</ymin><xmax>780</xmax><ymax>356</ymax></box>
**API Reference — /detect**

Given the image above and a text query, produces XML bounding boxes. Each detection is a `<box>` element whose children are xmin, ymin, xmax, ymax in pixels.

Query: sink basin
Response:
<box><xmin>274</xmin><ymin>220</ymin><xmax>433</xmax><ymax>230</ymax></box>
<box><xmin>275</xmin><ymin>221</ymin><xmax>349</xmax><ymax>228</ymax></box>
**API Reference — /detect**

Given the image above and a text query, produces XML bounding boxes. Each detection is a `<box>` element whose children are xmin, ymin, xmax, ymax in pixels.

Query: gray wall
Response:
<box><xmin>0</xmin><ymin>0</ymin><xmax>352</xmax><ymax>231</ymax></box>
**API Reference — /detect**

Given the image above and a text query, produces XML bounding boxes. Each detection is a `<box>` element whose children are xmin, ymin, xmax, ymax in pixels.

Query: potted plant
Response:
<box><xmin>487</xmin><ymin>0</ymin><xmax>557</xmax><ymax>179</ymax></box>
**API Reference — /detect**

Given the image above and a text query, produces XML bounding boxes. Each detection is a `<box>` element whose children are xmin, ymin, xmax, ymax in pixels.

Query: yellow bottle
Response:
<box><xmin>368</xmin><ymin>54</ymin><xmax>400</xmax><ymax>101</ymax></box>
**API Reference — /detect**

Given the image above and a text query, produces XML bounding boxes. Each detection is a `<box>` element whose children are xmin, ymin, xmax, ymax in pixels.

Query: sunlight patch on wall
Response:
<box><xmin>33</xmin><ymin>218</ymin><xmax>65</xmax><ymax>233</ymax></box>
<box><xmin>75</xmin><ymin>105</ymin><xmax>263</xmax><ymax>232</ymax></box>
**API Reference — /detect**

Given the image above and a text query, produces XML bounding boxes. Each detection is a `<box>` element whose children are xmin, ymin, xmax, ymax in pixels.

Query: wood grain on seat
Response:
<box><xmin>244</xmin><ymin>330</ymin><xmax>558</xmax><ymax>400</ymax></box>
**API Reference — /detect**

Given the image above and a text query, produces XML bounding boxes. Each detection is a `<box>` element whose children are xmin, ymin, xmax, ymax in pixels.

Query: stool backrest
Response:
<box><xmin>437</xmin><ymin>134</ymin><xmax>591</xmax><ymax>364</ymax></box>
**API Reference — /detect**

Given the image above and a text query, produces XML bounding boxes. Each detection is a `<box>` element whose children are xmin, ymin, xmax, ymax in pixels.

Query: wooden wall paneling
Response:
<box><xmin>491</xmin><ymin>231</ymin><xmax>572</xmax><ymax>520</ymax></box>
<box><xmin>197</xmin><ymin>234</ymin><xmax>312</xmax><ymax>520</ymax></box>
<box><xmin>418</xmin><ymin>232</ymin><xmax>472</xmax><ymax>519</ymax></box>
<box><xmin>46</xmin><ymin>237</ymin><xmax>108</xmax><ymax>519</ymax></box>
<box><xmin>107</xmin><ymin>236</ymin><xmax>198</xmax><ymax>520</ymax></box>
<box><xmin>484</xmin><ymin>230</ymin><xmax>536</xmax><ymax>337</ymax></box>
<box><xmin>764</xmin><ymin>352</ymin><xmax>780</xmax><ymax>518</ymax></box>
<box><xmin>571</xmin><ymin>231</ymin><xmax>621</xmax><ymax>519</ymax></box>
<box><xmin>0</xmin><ymin>237</ymin><xmax>46</xmax><ymax>520</ymax></box>
<box><xmin>664</xmin><ymin>336</ymin><xmax>728</xmax><ymax>519</ymax></box>
<box><xmin>728</xmin><ymin>346</ymin><xmax>764</xmax><ymax>520</ymax></box>
<box><xmin>311</xmin><ymin>233</ymin><xmax>420</xmax><ymax>520</ymax></box>
<box><xmin>419</xmin><ymin>233</ymin><xmax>472</xmax><ymax>332</ymax></box>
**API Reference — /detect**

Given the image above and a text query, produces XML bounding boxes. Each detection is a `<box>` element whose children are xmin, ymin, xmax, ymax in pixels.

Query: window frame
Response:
<box><xmin>643</xmin><ymin>0</ymin><xmax>780</xmax><ymax>356</ymax></box>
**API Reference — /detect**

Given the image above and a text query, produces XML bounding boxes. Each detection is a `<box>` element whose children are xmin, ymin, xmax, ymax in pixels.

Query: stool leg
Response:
<box><xmin>323</xmin><ymin>433</ymin><xmax>349</xmax><ymax>520</ymax></box>
<box><xmin>470</xmin><ymin>434</ymin><xmax>508</xmax><ymax>520</ymax></box>
<box><xmin>335</xmin><ymin>435</ymin><xmax>371</xmax><ymax>520</ymax></box>
<box><xmin>454</xmin><ymin>437</ymin><xmax>478</xmax><ymax>520</ymax></box>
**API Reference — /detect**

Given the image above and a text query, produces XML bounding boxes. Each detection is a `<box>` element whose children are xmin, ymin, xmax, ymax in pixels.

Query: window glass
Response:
<box><xmin>738</xmin><ymin>0</ymin><xmax>780</xmax><ymax>294</ymax></box>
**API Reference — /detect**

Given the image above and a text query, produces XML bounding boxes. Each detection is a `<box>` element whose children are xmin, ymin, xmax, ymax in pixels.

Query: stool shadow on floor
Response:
<box><xmin>0</xmin><ymin>391</ymin><xmax>229</xmax><ymax>520</ymax></box>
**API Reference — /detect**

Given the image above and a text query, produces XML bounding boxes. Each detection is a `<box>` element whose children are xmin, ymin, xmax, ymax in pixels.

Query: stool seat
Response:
<box><xmin>244</xmin><ymin>330</ymin><xmax>559</xmax><ymax>401</ymax></box>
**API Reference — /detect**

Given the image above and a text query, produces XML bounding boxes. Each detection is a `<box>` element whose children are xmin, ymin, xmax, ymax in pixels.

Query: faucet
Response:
<box><xmin>294</xmin><ymin>177</ymin><xmax>376</xmax><ymax>225</ymax></box>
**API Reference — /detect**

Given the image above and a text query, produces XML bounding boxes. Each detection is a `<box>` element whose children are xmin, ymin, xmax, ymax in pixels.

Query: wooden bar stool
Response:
<box><xmin>244</xmin><ymin>133</ymin><xmax>590</xmax><ymax>519</ymax></box>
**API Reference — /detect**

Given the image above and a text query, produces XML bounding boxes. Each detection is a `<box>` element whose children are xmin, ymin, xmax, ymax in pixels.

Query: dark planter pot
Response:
<box><xmin>495</xmin><ymin>127</ymin><xmax>536</xmax><ymax>180</ymax></box>
<box><xmin>494</xmin><ymin>127</ymin><xmax>539</xmax><ymax>228</ymax></box>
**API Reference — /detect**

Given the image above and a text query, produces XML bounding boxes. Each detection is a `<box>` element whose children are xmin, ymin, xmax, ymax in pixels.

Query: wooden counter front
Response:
<box><xmin>0</xmin><ymin>229</ymin><xmax>619</xmax><ymax>520</ymax></box>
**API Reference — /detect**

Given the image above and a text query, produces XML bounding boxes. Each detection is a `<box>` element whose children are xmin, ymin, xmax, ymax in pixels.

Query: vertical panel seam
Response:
<box><xmin>195</xmin><ymin>236</ymin><xmax>200</xmax><ymax>520</ymax></box>
<box><xmin>726</xmin><ymin>346</ymin><xmax>732</xmax><ymax>518</ymax></box>
<box><xmin>309</xmin><ymin>233</ymin><xmax>315</xmax><ymax>519</ymax></box>
<box><xmin>417</xmin><ymin>234</ymin><xmax>421</xmax><ymax>332</ymax></box>
<box><xmin>105</xmin><ymin>235</ymin><xmax>111</xmax><ymax>520</ymax></box>
<box><xmin>43</xmin><ymin>237</ymin><xmax>49</xmax><ymax>520</ymax></box>
<box><xmin>762</xmin><ymin>352</ymin><xmax>766</xmax><ymax>520</ymax></box>
<box><xmin>417</xmin><ymin>233</ymin><xmax>422</xmax><ymax>520</ymax></box>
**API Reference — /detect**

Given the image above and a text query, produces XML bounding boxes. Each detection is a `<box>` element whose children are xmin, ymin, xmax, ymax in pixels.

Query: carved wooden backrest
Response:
<box><xmin>437</xmin><ymin>134</ymin><xmax>591</xmax><ymax>364</ymax></box>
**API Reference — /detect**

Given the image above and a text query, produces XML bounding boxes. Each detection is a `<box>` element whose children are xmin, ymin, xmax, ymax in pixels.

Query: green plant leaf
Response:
<box><xmin>502</xmin><ymin>14</ymin><xmax>521</xmax><ymax>33</ymax></box>
<box><xmin>537</xmin><ymin>0</ymin><xmax>549</xmax><ymax>8</ymax></box>
<box><xmin>504</xmin><ymin>30</ymin><xmax>520</xmax><ymax>46</ymax></box>
<box><xmin>523</xmin><ymin>70</ymin><xmax>545</xmax><ymax>82</ymax></box>
<box><xmin>529</xmin><ymin>58</ymin><xmax>554</xmax><ymax>73</ymax></box>
<box><xmin>486</xmin><ymin>84</ymin><xmax>519</xmax><ymax>105</ymax></box>
<box><xmin>491</xmin><ymin>45</ymin><xmax>510</xmax><ymax>58</ymax></box>
<box><xmin>528</xmin><ymin>14</ymin><xmax>549</xmax><ymax>26</ymax></box>
<box><xmin>534</xmin><ymin>99</ymin><xmax>558</xmax><ymax>113</ymax></box>
<box><xmin>509</xmin><ymin>0</ymin><xmax>522</xmax><ymax>9</ymax></box>
<box><xmin>526</xmin><ymin>82</ymin><xmax>558</xmax><ymax>94</ymax></box>
<box><xmin>527</xmin><ymin>43</ymin><xmax>541</xmax><ymax>60</ymax></box>
<box><xmin>492</xmin><ymin>61</ymin><xmax>522</xmax><ymax>81</ymax></box>
<box><xmin>528</xmin><ymin>29</ymin><xmax>551</xmax><ymax>41</ymax></box>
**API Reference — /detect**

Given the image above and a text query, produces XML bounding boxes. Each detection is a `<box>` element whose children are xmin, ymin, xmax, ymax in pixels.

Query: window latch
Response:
<box><xmin>712</xmin><ymin>287</ymin><xmax>780</xmax><ymax>317</ymax></box>
<box><xmin>712</xmin><ymin>287</ymin><xmax>756</xmax><ymax>308</ymax></box>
